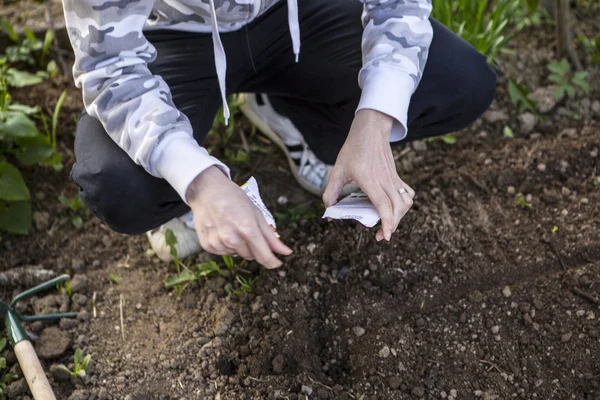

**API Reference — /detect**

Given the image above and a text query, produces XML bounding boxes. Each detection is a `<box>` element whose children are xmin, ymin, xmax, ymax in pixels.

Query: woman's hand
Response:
<box><xmin>186</xmin><ymin>166</ymin><xmax>292</xmax><ymax>268</ymax></box>
<box><xmin>323</xmin><ymin>109</ymin><xmax>415</xmax><ymax>241</ymax></box>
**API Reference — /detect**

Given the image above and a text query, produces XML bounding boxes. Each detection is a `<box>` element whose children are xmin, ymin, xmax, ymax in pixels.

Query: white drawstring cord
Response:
<box><xmin>208</xmin><ymin>0</ymin><xmax>301</xmax><ymax>125</ymax></box>
<box><xmin>287</xmin><ymin>0</ymin><xmax>301</xmax><ymax>62</ymax></box>
<box><xmin>208</xmin><ymin>0</ymin><xmax>230</xmax><ymax>125</ymax></box>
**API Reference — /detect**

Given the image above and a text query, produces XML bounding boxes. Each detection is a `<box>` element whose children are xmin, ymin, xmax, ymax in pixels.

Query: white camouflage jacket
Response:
<box><xmin>62</xmin><ymin>0</ymin><xmax>433</xmax><ymax>202</ymax></box>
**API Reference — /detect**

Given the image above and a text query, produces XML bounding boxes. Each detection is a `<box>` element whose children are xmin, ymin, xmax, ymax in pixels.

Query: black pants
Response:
<box><xmin>72</xmin><ymin>0</ymin><xmax>496</xmax><ymax>235</ymax></box>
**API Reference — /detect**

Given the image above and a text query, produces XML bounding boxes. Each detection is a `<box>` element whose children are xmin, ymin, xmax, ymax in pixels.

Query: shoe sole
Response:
<box><xmin>239</xmin><ymin>94</ymin><xmax>326</xmax><ymax>197</ymax></box>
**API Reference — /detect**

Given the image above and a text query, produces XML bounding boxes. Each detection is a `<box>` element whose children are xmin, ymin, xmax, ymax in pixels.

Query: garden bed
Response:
<box><xmin>0</xmin><ymin>3</ymin><xmax>599</xmax><ymax>400</ymax></box>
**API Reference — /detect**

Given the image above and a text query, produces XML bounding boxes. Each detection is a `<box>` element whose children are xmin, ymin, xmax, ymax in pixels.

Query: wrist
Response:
<box><xmin>185</xmin><ymin>165</ymin><xmax>228</xmax><ymax>203</ymax></box>
<box><xmin>356</xmin><ymin>109</ymin><xmax>394</xmax><ymax>137</ymax></box>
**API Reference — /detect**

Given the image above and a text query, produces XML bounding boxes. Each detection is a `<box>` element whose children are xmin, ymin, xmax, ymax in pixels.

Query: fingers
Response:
<box><xmin>322</xmin><ymin>167</ymin><xmax>346</xmax><ymax>208</ymax></box>
<box><xmin>246</xmin><ymin>232</ymin><xmax>282</xmax><ymax>269</ymax></box>
<box><xmin>399</xmin><ymin>180</ymin><xmax>416</xmax><ymax>199</ymax></box>
<box><xmin>383</xmin><ymin>184</ymin><xmax>405</xmax><ymax>235</ymax></box>
<box><xmin>256</xmin><ymin>210</ymin><xmax>293</xmax><ymax>256</ymax></box>
<box><xmin>362</xmin><ymin>182</ymin><xmax>394</xmax><ymax>241</ymax></box>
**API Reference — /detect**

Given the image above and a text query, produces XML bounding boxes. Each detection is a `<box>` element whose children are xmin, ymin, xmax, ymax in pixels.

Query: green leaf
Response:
<box><xmin>565</xmin><ymin>85</ymin><xmax>576</xmax><ymax>98</ymax></box>
<box><xmin>74</xmin><ymin>349</ymin><xmax>82</xmax><ymax>365</ymax></box>
<box><xmin>0</xmin><ymin>19</ymin><xmax>18</xmax><ymax>43</ymax></box>
<box><xmin>82</xmin><ymin>355</ymin><xmax>92</xmax><ymax>370</ymax></box>
<box><xmin>24</xmin><ymin>28</ymin><xmax>36</xmax><ymax>42</ymax></box>
<box><xmin>72</xmin><ymin>216</ymin><xmax>83</xmax><ymax>229</ymax></box>
<box><xmin>165</xmin><ymin>229</ymin><xmax>178</xmax><ymax>247</ymax></box>
<box><xmin>0</xmin><ymin>111</ymin><xmax>40</xmax><ymax>138</ymax></box>
<box><xmin>0</xmin><ymin>358</ymin><xmax>6</xmax><ymax>369</ymax></box>
<box><xmin>0</xmin><ymin>162</ymin><xmax>30</xmax><ymax>201</ymax></box>
<box><xmin>5</xmin><ymin>69</ymin><xmax>45</xmax><ymax>87</ymax></box>
<box><xmin>0</xmin><ymin>338</ymin><xmax>7</xmax><ymax>353</ymax></box>
<box><xmin>0</xmin><ymin>200</ymin><xmax>31</xmax><ymax>234</ymax></box>
<box><xmin>163</xmin><ymin>269</ymin><xmax>197</xmax><ymax>288</ymax></box>
<box><xmin>1</xmin><ymin>373</ymin><xmax>17</xmax><ymax>386</ymax></box>
<box><xmin>503</xmin><ymin>126</ymin><xmax>514</xmax><ymax>138</ymax></box>
<box><xmin>554</xmin><ymin>86</ymin><xmax>566</xmax><ymax>101</ymax></box>
<box><xmin>440</xmin><ymin>134</ymin><xmax>457</xmax><ymax>144</ymax></box>
<box><xmin>41</xmin><ymin>29</ymin><xmax>54</xmax><ymax>65</ymax></box>
<box><xmin>108</xmin><ymin>273</ymin><xmax>121</xmax><ymax>284</ymax></box>
<box><xmin>507</xmin><ymin>80</ymin><xmax>537</xmax><ymax>112</ymax></box>
<box><xmin>16</xmin><ymin>144</ymin><xmax>55</xmax><ymax>165</ymax></box>
<box><xmin>572</xmin><ymin>72</ymin><xmax>590</xmax><ymax>93</ymax></box>
<box><xmin>222</xmin><ymin>255</ymin><xmax>234</xmax><ymax>270</ymax></box>
<box><xmin>6</xmin><ymin>104</ymin><xmax>40</xmax><ymax>115</ymax></box>
<box><xmin>547</xmin><ymin>59</ymin><xmax>570</xmax><ymax>76</ymax></box>
<box><xmin>47</xmin><ymin>60</ymin><xmax>58</xmax><ymax>77</ymax></box>
<box><xmin>76</xmin><ymin>369</ymin><xmax>86</xmax><ymax>378</ymax></box>
<box><xmin>196</xmin><ymin>261</ymin><xmax>221</xmax><ymax>278</ymax></box>
<box><xmin>548</xmin><ymin>75</ymin><xmax>565</xmax><ymax>85</ymax></box>
<box><xmin>52</xmin><ymin>90</ymin><xmax>68</xmax><ymax>142</ymax></box>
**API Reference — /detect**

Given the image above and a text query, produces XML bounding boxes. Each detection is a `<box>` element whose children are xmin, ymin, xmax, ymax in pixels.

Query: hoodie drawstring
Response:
<box><xmin>286</xmin><ymin>0</ymin><xmax>301</xmax><ymax>62</ymax></box>
<box><xmin>208</xmin><ymin>0</ymin><xmax>300</xmax><ymax>125</ymax></box>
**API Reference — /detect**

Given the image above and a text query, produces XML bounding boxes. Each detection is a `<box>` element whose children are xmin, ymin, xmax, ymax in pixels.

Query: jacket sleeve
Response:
<box><xmin>357</xmin><ymin>0</ymin><xmax>433</xmax><ymax>141</ymax></box>
<box><xmin>62</xmin><ymin>0</ymin><xmax>229</xmax><ymax>203</ymax></box>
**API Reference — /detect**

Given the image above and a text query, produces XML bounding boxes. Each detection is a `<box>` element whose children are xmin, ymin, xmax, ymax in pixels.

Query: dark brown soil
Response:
<box><xmin>0</xmin><ymin>6</ymin><xmax>599</xmax><ymax>400</ymax></box>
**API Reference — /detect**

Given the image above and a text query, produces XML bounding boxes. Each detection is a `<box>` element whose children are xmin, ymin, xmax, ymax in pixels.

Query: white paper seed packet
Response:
<box><xmin>241</xmin><ymin>177</ymin><xmax>280</xmax><ymax>237</ymax></box>
<box><xmin>322</xmin><ymin>192</ymin><xmax>381</xmax><ymax>228</ymax></box>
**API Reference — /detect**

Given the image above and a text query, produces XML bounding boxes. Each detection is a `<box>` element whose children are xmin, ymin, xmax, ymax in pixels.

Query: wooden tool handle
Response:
<box><xmin>14</xmin><ymin>341</ymin><xmax>56</xmax><ymax>400</ymax></box>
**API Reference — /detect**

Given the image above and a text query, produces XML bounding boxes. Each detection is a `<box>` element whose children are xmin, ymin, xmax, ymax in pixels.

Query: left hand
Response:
<box><xmin>322</xmin><ymin>109</ymin><xmax>415</xmax><ymax>242</ymax></box>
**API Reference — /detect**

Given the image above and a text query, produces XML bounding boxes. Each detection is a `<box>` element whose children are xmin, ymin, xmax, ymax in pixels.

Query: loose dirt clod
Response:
<box><xmin>35</xmin><ymin>327</ymin><xmax>72</xmax><ymax>359</ymax></box>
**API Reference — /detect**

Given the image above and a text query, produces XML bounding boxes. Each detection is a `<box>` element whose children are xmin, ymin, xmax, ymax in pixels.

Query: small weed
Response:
<box><xmin>57</xmin><ymin>349</ymin><xmax>91</xmax><ymax>379</ymax></box>
<box><xmin>425</xmin><ymin>134</ymin><xmax>457</xmax><ymax>145</ymax></box>
<box><xmin>593</xmin><ymin>176</ymin><xmax>600</xmax><ymax>186</ymax></box>
<box><xmin>58</xmin><ymin>194</ymin><xmax>89</xmax><ymax>229</ymax></box>
<box><xmin>164</xmin><ymin>229</ymin><xmax>181</xmax><ymax>274</ymax></box>
<box><xmin>547</xmin><ymin>59</ymin><xmax>590</xmax><ymax>101</ymax></box>
<box><xmin>552</xmin><ymin>225</ymin><xmax>559</xmax><ymax>235</ymax></box>
<box><xmin>207</xmin><ymin>96</ymin><xmax>252</xmax><ymax>165</ymax></box>
<box><xmin>0</xmin><ymin>338</ymin><xmax>18</xmax><ymax>400</ymax></box>
<box><xmin>515</xmin><ymin>193</ymin><xmax>532</xmax><ymax>208</ymax></box>
<box><xmin>507</xmin><ymin>80</ymin><xmax>538</xmax><ymax>114</ymax></box>
<box><xmin>578</xmin><ymin>34</ymin><xmax>600</xmax><ymax>65</ymax></box>
<box><xmin>234</xmin><ymin>275</ymin><xmax>257</xmax><ymax>295</ymax></box>
<box><xmin>108</xmin><ymin>273</ymin><xmax>121</xmax><ymax>284</ymax></box>
<box><xmin>57</xmin><ymin>275</ymin><xmax>73</xmax><ymax>298</ymax></box>
<box><xmin>503</xmin><ymin>126</ymin><xmax>514</xmax><ymax>138</ymax></box>
<box><xmin>162</xmin><ymin>234</ymin><xmax>257</xmax><ymax>298</ymax></box>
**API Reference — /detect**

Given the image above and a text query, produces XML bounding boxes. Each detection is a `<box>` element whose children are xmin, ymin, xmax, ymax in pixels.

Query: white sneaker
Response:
<box><xmin>147</xmin><ymin>211</ymin><xmax>201</xmax><ymax>262</ymax></box>
<box><xmin>239</xmin><ymin>93</ymin><xmax>357</xmax><ymax>197</ymax></box>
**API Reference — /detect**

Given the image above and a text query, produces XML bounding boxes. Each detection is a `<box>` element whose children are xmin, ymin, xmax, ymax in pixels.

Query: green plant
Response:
<box><xmin>59</xmin><ymin>194</ymin><xmax>89</xmax><ymax>229</ymax></box>
<box><xmin>515</xmin><ymin>192</ymin><xmax>532</xmax><ymax>208</ymax></box>
<box><xmin>593</xmin><ymin>176</ymin><xmax>600</xmax><ymax>186</ymax></box>
<box><xmin>424</xmin><ymin>133</ymin><xmax>457</xmax><ymax>145</ymax></box>
<box><xmin>578</xmin><ymin>34</ymin><xmax>600</xmax><ymax>65</ymax></box>
<box><xmin>431</xmin><ymin>0</ymin><xmax>529</xmax><ymax>64</ymax></box>
<box><xmin>0</xmin><ymin>20</ymin><xmax>63</xmax><ymax>234</ymax></box>
<box><xmin>164</xmin><ymin>229</ymin><xmax>182</xmax><ymax>273</ymax></box>
<box><xmin>108</xmin><ymin>273</ymin><xmax>121</xmax><ymax>284</ymax></box>
<box><xmin>57</xmin><ymin>349</ymin><xmax>91</xmax><ymax>379</ymax></box>
<box><xmin>552</xmin><ymin>225</ymin><xmax>559</xmax><ymax>235</ymax></box>
<box><xmin>57</xmin><ymin>275</ymin><xmax>73</xmax><ymax>297</ymax></box>
<box><xmin>0</xmin><ymin>338</ymin><xmax>18</xmax><ymax>400</ymax></box>
<box><xmin>507</xmin><ymin>79</ymin><xmax>538</xmax><ymax>114</ymax></box>
<box><xmin>547</xmin><ymin>59</ymin><xmax>590</xmax><ymax>101</ymax></box>
<box><xmin>208</xmin><ymin>96</ymin><xmax>251</xmax><ymax>165</ymax></box>
<box><xmin>234</xmin><ymin>275</ymin><xmax>257</xmax><ymax>295</ymax></box>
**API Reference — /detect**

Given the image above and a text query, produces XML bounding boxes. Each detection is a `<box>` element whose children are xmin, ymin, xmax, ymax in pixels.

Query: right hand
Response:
<box><xmin>186</xmin><ymin>166</ymin><xmax>292</xmax><ymax>269</ymax></box>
